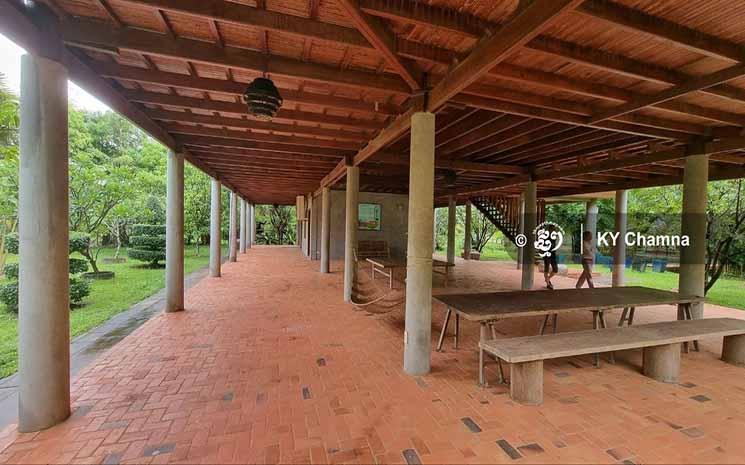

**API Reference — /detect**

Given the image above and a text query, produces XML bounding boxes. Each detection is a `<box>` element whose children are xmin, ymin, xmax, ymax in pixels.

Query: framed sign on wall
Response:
<box><xmin>358</xmin><ymin>203</ymin><xmax>382</xmax><ymax>231</ymax></box>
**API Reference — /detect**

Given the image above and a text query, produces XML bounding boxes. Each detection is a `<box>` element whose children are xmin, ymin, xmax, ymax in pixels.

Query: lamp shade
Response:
<box><xmin>243</xmin><ymin>77</ymin><xmax>283</xmax><ymax>120</ymax></box>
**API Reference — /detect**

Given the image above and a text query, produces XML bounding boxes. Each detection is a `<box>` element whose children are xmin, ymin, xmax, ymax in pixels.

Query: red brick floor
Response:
<box><xmin>1</xmin><ymin>247</ymin><xmax>745</xmax><ymax>464</ymax></box>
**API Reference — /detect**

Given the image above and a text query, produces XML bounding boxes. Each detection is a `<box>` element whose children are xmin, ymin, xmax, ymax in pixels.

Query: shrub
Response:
<box><xmin>0</xmin><ymin>281</ymin><xmax>18</xmax><ymax>313</ymax></box>
<box><xmin>69</xmin><ymin>258</ymin><xmax>88</xmax><ymax>275</ymax></box>
<box><xmin>128</xmin><ymin>224</ymin><xmax>166</xmax><ymax>266</ymax></box>
<box><xmin>69</xmin><ymin>232</ymin><xmax>91</xmax><ymax>255</ymax></box>
<box><xmin>0</xmin><ymin>278</ymin><xmax>90</xmax><ymax>313</ymax></box>
<box><xmin>4</xmin><ymin>232</ymin><xmax>91</xmax><ymax>256</ymax></box>
<box><xmin>69</xmin><ymin>277</ymin><xmax>91</xmax><ymax>306</ymax></box>
<box><xmin>3</xmin><ymin>263</ymin><xmax>18</xmax><ymax>280</ymax></box>
<box><xmin>4</xmin><ymin>233</ymin><xmax>18</xmax><ymax>254</ymax></box>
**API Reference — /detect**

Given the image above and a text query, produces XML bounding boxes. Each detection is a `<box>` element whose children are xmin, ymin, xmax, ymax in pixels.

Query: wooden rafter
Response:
<box><xmin>58</xmin><ymin>16</ymin><xmax>412</xmax><ymax>95</ymax></box>
<box><xmin>336</xmin><ymin>0</ymin><xmax>422</xmax><ymax>90</ymax></box>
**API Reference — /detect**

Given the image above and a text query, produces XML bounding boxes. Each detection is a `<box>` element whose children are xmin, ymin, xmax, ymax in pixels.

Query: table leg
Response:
<box><xmin>629</xmin><ymin>307</ymin><xmax>636</xmax><ymax>325</ymax></box>
<box><xmin>454</xmin><ymin>313</ymin><xmax>459</xmax><ymax>350</ymax></box>
<box><xmin>436</xmin><ymin>308</ymin><xmax>451</xmax><ymax>352</ymax></box>
<box><xmin>479</xmin><ymin>346</ymin><xmax>485</xmax><ymax>386</ymax></box>
<box><xmin>592</xmin><ymin>310</ymin><xmax>601</xmax><ymax>368</ymax></box>
<box><xmin>618</xmin><ymin>308</ymin><xmax>628</xmax><ymax>327</ymax></box>
<box><xmin>552</xmin><ymin>314</ymin><xmax>558</xmax><ymax>334</ymax></box>
<box><xmin>539</xmin><ymin>315</ymin><xmax>549</xmax><ymax>335</ymax></box>
<box><xmin>371</xmin><ymin>263</ymin><xmax>375</xmax><ymax>280</ymax></box>
<box><xmin>479</xmin><ymin>323</ymin><xmax>489</xmax><ymax>387</ymax></box>
<box><xmin>599</xmin><ymin>311</ymin><xmax>615</xmax><ymax>364</ymax></box>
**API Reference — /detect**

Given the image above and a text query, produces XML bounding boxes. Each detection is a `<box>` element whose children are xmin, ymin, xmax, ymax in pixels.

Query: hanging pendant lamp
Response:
<box><xmin>243</xmin><ymin>77</ymin><xmax>283</xmax><ymax>120</ymax></box>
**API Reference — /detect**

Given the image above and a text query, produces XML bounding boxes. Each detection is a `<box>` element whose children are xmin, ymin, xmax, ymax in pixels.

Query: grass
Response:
<box><xmin>0</xmin><ymin>246</ymin><xmax>210</xmax><ymax>378</ymax></box>
<box><xmin>479</xmin><ymin>243</ymin><xmax>745</xmax><ymax>312</ymax></box>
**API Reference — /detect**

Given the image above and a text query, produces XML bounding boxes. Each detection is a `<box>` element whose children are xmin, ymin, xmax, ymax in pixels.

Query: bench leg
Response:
<box><xmin>479</xmin><ymin>347</ymin><xmax>485</xmax><ymax>387</ymax></box>
<box><xmin>510</xmin><ymin>361</ymin><xmax>543</xmax><ymax>406</ymax></box>
<box><xmin>722</xmin><ymin>334</ymin><xmax>745</xmax><ymax>366</ymax></box>
<box><xmin>592</xmin><ymin>311</ymin><xmax>601</xmax><ymax>367</ymax></box>
<box><xmin>436</xmin><ymin>308</ymin><xmax>451</xmax><ymax>352</ymax></box>
<box><xmin>643</xmin><ymin>343</ymin><xmax>681</xmax><ymax>383</ymax></box>
<box><xmin>454</xmin><ymin>313</ymin><xmax>459</xmax><ymax>350</ymax></box>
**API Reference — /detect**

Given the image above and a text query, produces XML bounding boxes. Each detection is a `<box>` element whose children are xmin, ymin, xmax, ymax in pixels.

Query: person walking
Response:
<box><xmin>543</xmin><ymin>225</ymin><xmax>558</xmax><ymax>290</ymax></box>
<box><xmin>576</xmin><ymin>230</ymin><xmax>596</xmax><ymax>289</ymax></box>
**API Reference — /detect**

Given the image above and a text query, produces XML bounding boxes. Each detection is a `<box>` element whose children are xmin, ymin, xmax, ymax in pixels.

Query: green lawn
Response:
<box><xmin>481</xmin><ymin>244</ymin><xmax>745</xmax><ymax>312</ymax></box>
<box><xmin>0</xmin><ymin>246</ymin><xmax>210</xmax><ymax>378</ymax></box>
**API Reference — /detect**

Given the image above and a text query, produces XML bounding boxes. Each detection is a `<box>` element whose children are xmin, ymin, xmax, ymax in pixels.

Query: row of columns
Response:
<box><xmin>209</xmin><ymin>181</ymin><xmax>255</xmax><ymax>278</ymax></box>
<box><xmin>16</xmin><ymin>51</ymin><xmax>713</xmax><ymax>431</ymax></box>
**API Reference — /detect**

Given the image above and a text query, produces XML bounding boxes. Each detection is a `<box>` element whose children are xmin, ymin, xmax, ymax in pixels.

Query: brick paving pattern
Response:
<box><xmin>0</xmin><ymin>247</ymin><xmax>744</xmax><ymax>464</ymax></box>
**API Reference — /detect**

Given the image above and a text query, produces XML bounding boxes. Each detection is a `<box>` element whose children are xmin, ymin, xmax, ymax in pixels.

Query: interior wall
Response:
<box><xmin>329</xmin><ymin>190</ymin><xmax>409</xmax><ymax>260</ymax></box>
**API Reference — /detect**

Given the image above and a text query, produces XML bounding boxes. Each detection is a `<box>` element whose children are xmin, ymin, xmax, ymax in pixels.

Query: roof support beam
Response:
<box><xmin>348</xmin><ymin>0</ymin><xmax>582</xmax><ymax>168</ymax></box>
<box><xmin>58</xmin><ymin>16</ymin><xmax>412</xmax><ymax>95</ymax></box>
<box><xmin>93</xmin><ymin>62</ymin><xmax>401</xmax><ymax>115</ymax></box>
<box><xmin>336</xmin><ymin>0</ymin><xmax>422</xmax><ymax>90</ymax></box>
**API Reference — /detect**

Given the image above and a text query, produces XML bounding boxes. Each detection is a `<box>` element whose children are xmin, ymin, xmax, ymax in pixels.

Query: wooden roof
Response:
<box><xmin>3</xmin><ymin>0</ymin><xmax>745</xmax><ymax>204</ymax></box>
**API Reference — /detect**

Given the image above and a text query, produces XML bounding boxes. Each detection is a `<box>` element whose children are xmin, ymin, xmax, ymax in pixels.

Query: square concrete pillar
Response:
<box><xmin>239</xmin><ymin>198</ymin><xmax>247</xmax><ymax>254</ymax></box>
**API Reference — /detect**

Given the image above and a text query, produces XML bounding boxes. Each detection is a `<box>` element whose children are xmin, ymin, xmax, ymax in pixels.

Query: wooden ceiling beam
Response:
<box><xmin>162</xmin><ymin>122</ymin><xmax>362</xmax><ymax>150</ymax></box>
<box><xmin>336</xmin><ymin>0</ymin><xmax>422</xmax><ymax>90</ymax></box>
<box><xmin>93</xmin><ymin>62</ymin><xmax>401</xmax><ymax>115</ymax></box>
<box><xmin>58</xmin><ymin>16</ymin><xmax>412</xmax><ymax>95</ymax></box>
<box><xmin>346</xmin><ymin>0</ymin><xmax>582</xmax><ymax>170</ymax></box>
<box><xmin>365</xmin><ymin>152</ymin><xmax>526</xmax><ymax>175</ymax></box>
<box><xmin>122</xmin><ymin>90</ymin><xmax>385</xmax><ymax>131</ymax></box>
<box><xmin>451</xmin><ymin>94</ymin><xmax>690</xmax><ymax>141</ymax></box>
<box><xmin>577</xmin><ymin>0</ymin><xmax>745</xmax><ymax>62</ymax></box>
<box><xmin>175</xmin><ymin>135</ymin><xmax>353</xmax><ymax>158</ymax></box>
<box><xmin>588</xmin><ymin>63</ymin><xmax>745</xmax><ymax>123</ymax></box>
<box><xmin>119</xmin><ymin>0</ymin><xmax>369</xmax><ymax>47</ymax></box>
<box><xmin>185</xmin><ymin>148</ymin><xmax>342</xmax><ymax>165</ymax></box>
<box><xmin>145</xmin><ymin>108</ymin><xmax>371</xmax><ymax>142</ymax></box>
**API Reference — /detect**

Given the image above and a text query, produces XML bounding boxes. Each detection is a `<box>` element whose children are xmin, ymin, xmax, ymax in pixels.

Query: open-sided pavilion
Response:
<box><xmin>3</xmin><ymin>0</ymin><xmax>745</xmax><ymax>449</ymax></box>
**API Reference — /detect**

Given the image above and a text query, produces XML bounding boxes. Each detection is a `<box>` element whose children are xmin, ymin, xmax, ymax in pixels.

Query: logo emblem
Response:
<box><xmin>533</xmin><ymin>221</ymin><xmax>564</xmax><ymax>258</ymax></box>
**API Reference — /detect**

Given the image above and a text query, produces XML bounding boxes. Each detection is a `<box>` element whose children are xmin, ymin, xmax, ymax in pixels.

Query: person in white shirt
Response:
<box><xmin>575</xmin><ymin>230</ymin><xmax>595</xmax><ymax>289</ymax></box>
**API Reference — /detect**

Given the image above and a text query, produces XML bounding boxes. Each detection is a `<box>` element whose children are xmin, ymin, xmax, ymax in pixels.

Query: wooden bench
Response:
<box><xmin>354</xmin><ymin>240</ymin><xmax>390</xmax><ymax>262</ymax></box>
<box><xmin>479</xmin><ymin>318</ymin><xmax>745</xmax><ymax>405</ymax></box>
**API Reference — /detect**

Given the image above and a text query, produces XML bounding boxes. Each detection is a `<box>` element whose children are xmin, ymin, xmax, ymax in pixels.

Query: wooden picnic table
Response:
<box><xmin>434</xmin><ymin>286</ymin><xmax>704</xmax><ymax>373</ymax></box>
<box><xmin>366</xmin><ymin>257</ymin><xmax>454</xmax><ymax>288</ymax></box>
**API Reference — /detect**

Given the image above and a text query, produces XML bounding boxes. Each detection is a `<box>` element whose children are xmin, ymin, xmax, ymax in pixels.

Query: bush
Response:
<box><xmin>131</xmin><ymin>224</ymin><xmax>166</xmax><ymax>236</ymax></box>
<box><xmin>0</xmin><ymin>278</ymin><xmax>90</xmax><ymax>313</ymax></box>
<box><xmin>3</xmin><ymin>263</ymin><xmax>18</xmax><ymax>280</ymax></box>
<box><xmin>69</xmin><ymin>277</ymin><xmax>91</xmax><ymax>306</ymax></box>
<box><xmin>4</xmin><ymin>233</ymin><xmax>18</xmax><ymax>254</ymax></box>
<box><xmin>128</xmin><ymin>224</ymin><xmax>166</xmax><ymax>266</ymax></box>
<box><xmin>4</xmin><ymin>232</ymin><xmax>91</xmax><ymax>256</ymax></box>
<box><xmin>0</xmin><ymin>281</ymin><xmax>18</xmax><ymax>313</ymax></box>
<box><xmin>69</xmin><ymin>232</ymin><xmax>91</xmax><ymax>255</ymax></box>
<box><xmin>69</xmin><ymin>258</ymin><xmax>88</xmax><ymax>275</ymax></box>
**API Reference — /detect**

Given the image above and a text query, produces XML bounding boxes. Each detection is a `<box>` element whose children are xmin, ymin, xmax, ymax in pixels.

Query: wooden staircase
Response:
<box><xmin>471</xmin><ymin>195</ymin><xmax>546</xmax><ymax>246</ymax></box>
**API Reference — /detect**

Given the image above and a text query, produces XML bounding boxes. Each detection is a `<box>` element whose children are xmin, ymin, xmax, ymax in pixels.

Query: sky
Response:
<box><xmin>0</xmin><ymin>33</ymin><xmax>111</xmax><ymax>112</ymax></box>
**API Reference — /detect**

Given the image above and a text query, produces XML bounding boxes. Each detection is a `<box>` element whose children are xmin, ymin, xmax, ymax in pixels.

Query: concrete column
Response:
<box><xmin>517</xmin><ymin>193</ymin><xmax>525</xmax><ymax>269</ymax></box>
<box><xmin>612</xmin><ymin>190</ymin><xmax>628</xmax><ymax>287</ymax></box>
<box><xmin>209</xmin><ymin>179</ymin><xmax>222</xmax><ymax>277</ymax></box>
<box><xmin>296</xmin><ymin>196</ymin><xmax>302</xmax><ymax>248</ymax></box>
<box><xmin>247</xmin><ymin>203</ymin><xmax>254</xmax><ymax>249</ymax></box>
<box><xmin>464</xmin><ymin>201</ymin><xmax>472</xmax><ymax>260</ymax></box>
<box><xmin>446</xmin><ymin>196</ymin><xmax>456</xmax><ymax>264</ymax></box>
<box><xmin>239</xmin><ymin>198</ymin><xmax>247</xmax><ymax>254</ymax></box>
<box><xmin>521</xmin><ymin>181</ymin><xmax>537</xmax><ymax>290</ymax></box>
<box><xmin>18</xmin><ymin>54</ymin><xmax>71</xmax><ymax>432</ymax></box>
<box><xmin>343</xmin><ymin>166</ymin><xmax>360</xmax><ymax>302</ymax></box>
<box><xmin>585</xmin><ymin>199</ymin><xmax>599</xmax><ymax>245</ymax></box>
<box><xmin>228</xmin><ymin>192</ymin><xmax>238</xmax><ymax>262</ymax></box>
<box><xmin>404</xmin><ymin>112</ymin><xmax>435</xmax><ymax>376</ymax></box>
<box><xmin>165</xmin><ymin>150</ymin><xmax>184</xmax><ymax>313</ymax></box>
<box><xmin>320</xmin><ymin>187</ymin><xmax>331</xmax><ymax>273</ymax></box>
<box><xmin>679</xmin><ymin>154</ymin><xmax>709</xmax><ymax>319</ymax></box>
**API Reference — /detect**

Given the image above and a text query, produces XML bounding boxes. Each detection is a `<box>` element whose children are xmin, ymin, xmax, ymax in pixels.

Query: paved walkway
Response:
<box><xmin>1</xmin><ymin>248</ymin><xmax>744</xmax><ymax>464</ymax></box>
<box><xmin>0</xmin><ymin>265</ymin><xmax>211</xmax><ymax>431</ymax></box>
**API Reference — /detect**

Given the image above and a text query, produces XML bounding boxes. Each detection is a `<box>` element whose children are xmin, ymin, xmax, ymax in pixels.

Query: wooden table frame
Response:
<box><xmin>433</xmin><ymin>287</ymin><xmax>703</xmax><ymax>385</ymax></box>
<box><xmin>366</xmin><ymin>257</ymin><xmax>454</xmax><ymax>288</ymax></box>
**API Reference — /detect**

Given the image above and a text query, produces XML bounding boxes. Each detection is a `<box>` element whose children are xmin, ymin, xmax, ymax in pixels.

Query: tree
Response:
<box><xmin>128</xmin><ymin>224</ymin><xmax>166</xmax><ymax>267</ymax></box>
<box><xmin>0</xmin><ymin>74</ymin><xmax>18</xmax><ymax>276</ymax></box>
<box><xmin>184</xmin><ymin>163</ymin><xmax>211</xmax><ymax>254</ymax></box>
<box><xmin>456</xmin><ymin>206</ymin><xmax>497</xmax><ymax>253</ymax></box>
<box><xmin>705</xmin><ymin>179</ymin><xmax>745</xmax><ymax>292</ymax></box>
<box><xmin>256</xmin><ymin>205</ymin><xmax>296</xmax><ymax>245</ymax></box>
